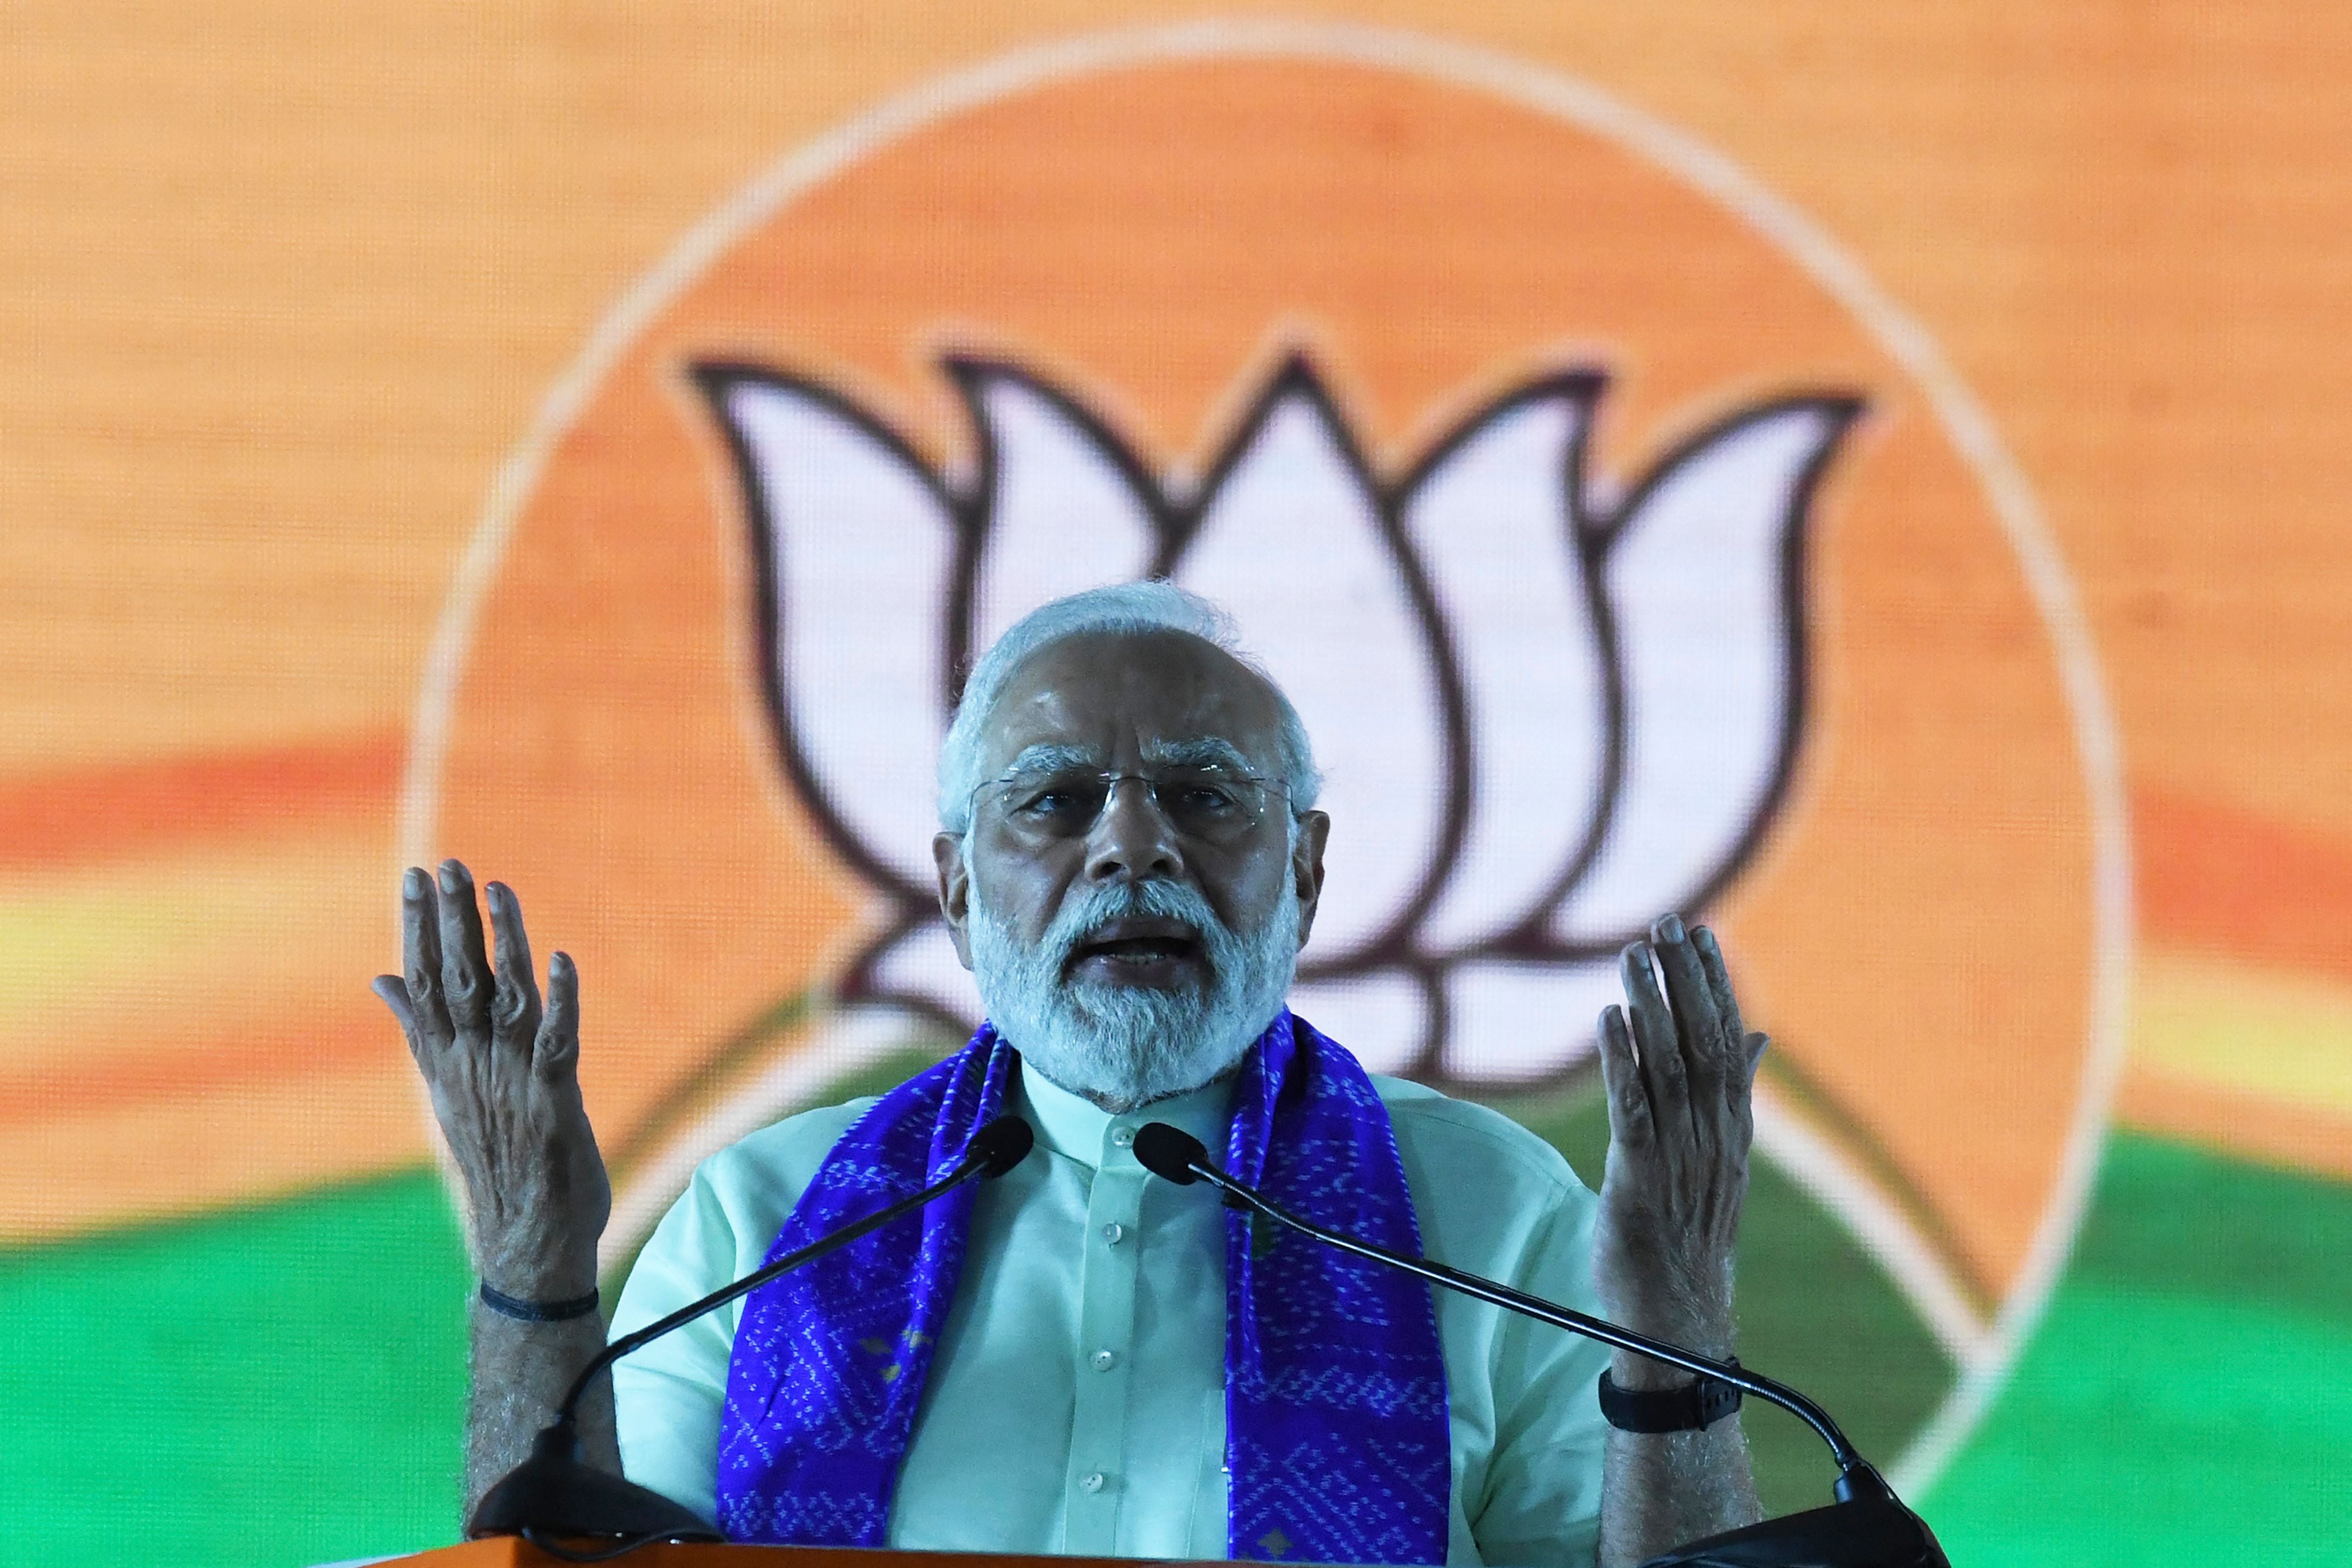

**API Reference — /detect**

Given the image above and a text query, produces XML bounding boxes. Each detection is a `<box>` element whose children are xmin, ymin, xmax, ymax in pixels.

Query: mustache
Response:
<box><xmin>1039</xmin><ymin>879</ymin><xmax>1232</xmax><ymax>974</ymax></box>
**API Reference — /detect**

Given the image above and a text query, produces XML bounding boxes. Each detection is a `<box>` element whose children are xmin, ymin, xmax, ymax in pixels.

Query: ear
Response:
<box><xmin>1289</xmin><ymin>811</ymin><xmax>1331</xmax><ymax>951</ymax></box>
<box><xmin>932</xmin><ymin>832</ymin><xmax>976</xmax><ymax>970</ymax></box>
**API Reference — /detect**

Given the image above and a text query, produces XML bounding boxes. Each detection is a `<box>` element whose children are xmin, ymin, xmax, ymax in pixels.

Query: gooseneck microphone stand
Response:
<box><xmin>1132</xmin><ymin>1121</ymin><xmax>1948</xmax><ymax>1568</ymax></box>
<box><xmin>467</xmin><ymin>1114</ymin><xmax>1037</xmax><ymax>1562</ymax></box>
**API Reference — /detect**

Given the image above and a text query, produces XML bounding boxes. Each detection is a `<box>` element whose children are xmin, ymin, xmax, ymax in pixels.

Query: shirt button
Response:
<box><xmin>1081</xmin><ymin>1471</ymin><xmax>1107</xmax><ymax>1493</ymax></box>
<box><xmin>1091</xmin><ymin>1349</ymin><xmax>1118</xmax><ymax>1372</ymax></box>
<box><xmin>1102</xmin><ymin>1222</ymin><xmax>1126</xmax><ymax>1245</ymax></box>
<box><xmin>1110</xmin><ymin>1127</ymin><xmax>1135</xmax><ymax>1148</ymax></box>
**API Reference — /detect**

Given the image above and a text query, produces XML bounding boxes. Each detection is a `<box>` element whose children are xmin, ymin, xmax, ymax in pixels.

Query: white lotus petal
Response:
<box><xmin>1556</xmin><ymin>402</ymin><xmax>1855</xmax><ymax>942</ymax></box>
<box><xmin>1175</xmin><ymin>380</ymin><xmax>1449</xmax><ymax>959</ymax></box>
<box><xmin>1438</xmin><ymin>957</ymin><xmax>1620</xmax><ymax>1085</ymax></box>
<box><xmin>705</xmin><ymin>372</ymin><xmax>956</xmax><ymax>892</ymax></box>
<box><xmin>960</xmin><ymin>365</ymin><xmax>1159</xmax><ymax>652</ymax></box>
<box><xmin>1403</xmin><ymin>389</ymin><xmax>1606</xmax><ymax>951</ymax></box>
<box><xmin>1287</xmin><ymin>972</ymin><xmax>1430</xmax><ymax>1077</ymax></box>
<box><xmin>862</xmin><ymin>921</ymin><xmax>983</xmax><ymax>1025</ymax></box>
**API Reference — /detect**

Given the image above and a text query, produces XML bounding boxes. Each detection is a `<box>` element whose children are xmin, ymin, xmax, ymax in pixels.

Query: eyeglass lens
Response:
<box><xmin>985</xmin><ymin>769</ymin><xmax>1269</xmax><ymax>842</ymax></box>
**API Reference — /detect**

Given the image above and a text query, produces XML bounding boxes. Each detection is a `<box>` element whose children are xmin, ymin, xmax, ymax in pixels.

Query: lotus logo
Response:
<box><xmin>416</xmin><ymin>37</ymin><xmax>2114</xmax><ymax>1490</ymax></box>
<box><xmin>695</xmin><ymin>353</ymin><xmax>1861</xmax><ymax>1084</ymax></box>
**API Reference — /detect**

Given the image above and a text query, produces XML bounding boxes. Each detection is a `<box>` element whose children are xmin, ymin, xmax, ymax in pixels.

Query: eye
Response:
<box><xmin>1010</xmin><ymin>787</ymin><xmax>1074</xmax><ymax>817</ymax></box>
<box><xmin>1176</xmin><ymin>782</ymin><xmax>1244</xmax><ymax>816</ymax></box>
<box><xmin>1003</xmin><ymin>774</ymin><xmax>1102</xmax><ymax>823</ymax></box>
<box><xmin>1160</xmin><ymin>771</ymin><xmax>1257</xmax><ymax>823</ymax></box>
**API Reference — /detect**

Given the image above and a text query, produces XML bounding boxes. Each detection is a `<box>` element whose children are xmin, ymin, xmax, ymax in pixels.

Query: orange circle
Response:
<box><xmin>435</xmin><ymin>55</ymin><xmax>2094</xmax><ymax>1305</ymax></box>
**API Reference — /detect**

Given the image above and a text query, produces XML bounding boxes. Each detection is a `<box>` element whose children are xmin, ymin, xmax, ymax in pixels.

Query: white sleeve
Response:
<box><xmin>1465</xmin><ymin>1191</ymin><xmax>1611</xmax><ymax>1568</ymax></box>
<box><xmin>604</xmin><ymin>1099</ymin><xmax>874</xmax><ymax>1523</ymax></box>
<box><xmin>607</xmin><ymin>1165</ymin><xmax>747</xmax><ymax>1527</ymax></box>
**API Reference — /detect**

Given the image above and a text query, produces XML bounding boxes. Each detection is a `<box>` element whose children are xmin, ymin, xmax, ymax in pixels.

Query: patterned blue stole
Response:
<box><xmin>713</xmin><ymin>1011</ymin><xmax>1453</xmax><ymax>1564</ymax></box>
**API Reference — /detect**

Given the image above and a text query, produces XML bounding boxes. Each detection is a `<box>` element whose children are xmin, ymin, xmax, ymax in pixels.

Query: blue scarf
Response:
<box><xmin>713</xmin><ymin>1011</ymin><xmax>1453</xmax><ymax>1564</ymax></box>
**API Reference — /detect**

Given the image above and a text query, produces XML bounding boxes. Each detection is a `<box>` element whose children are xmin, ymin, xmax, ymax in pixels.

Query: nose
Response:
<box><xmin>1084</xmin><ymin>776</ymin><xmax>1185</xmax><ymax>884</ymax></box>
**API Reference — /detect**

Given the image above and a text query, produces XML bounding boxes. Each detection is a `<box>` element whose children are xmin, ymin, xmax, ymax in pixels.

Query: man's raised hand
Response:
<box><xmin>1592</xmin><ymin>914</ymin><xmax>1768</xmax><ymax>1381</ymax></box>
<box><xmin>373</xmin><ymin>860</ymin><xmax>611</xmax><ymax>1302</ymax></box>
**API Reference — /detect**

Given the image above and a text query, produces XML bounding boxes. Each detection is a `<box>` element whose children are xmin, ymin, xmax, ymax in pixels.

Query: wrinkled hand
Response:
<box><xmin>1593</xmin><ymin>914</ymin><xmax>1767</xmax><ymax>1387</ymax></box>
<box><xmin>373</xmin><ymin>860</ymin><xmax>611</xmax><ymax>1300</ymax></box>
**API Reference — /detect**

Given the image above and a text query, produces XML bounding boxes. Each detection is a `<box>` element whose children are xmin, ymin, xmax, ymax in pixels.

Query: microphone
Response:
<box><xmin>468</xmin><ymin>1113</ymin><xmax>1036</xmax><ymax>1556</ymax></box>
<box><xmin>1132</xmin><ymin>1121</ymin><xmax>1947</xmax><ymax>1568</ymax></box>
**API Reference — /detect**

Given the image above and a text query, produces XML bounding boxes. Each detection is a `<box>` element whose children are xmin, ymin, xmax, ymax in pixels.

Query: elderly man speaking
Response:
<box><xmin>376</xmin><ymin>582</ymin><xmax>1768</xmax><ymax>1567</ymax></box>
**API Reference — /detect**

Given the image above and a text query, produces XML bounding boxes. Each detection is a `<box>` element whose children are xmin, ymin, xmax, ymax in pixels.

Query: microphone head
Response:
<box><xmin>1132</xmin><ymin>1122</ymin><xmax>1208</xmax><ymax>1185</ymax></box>
<box><xmin>968</xmin><ymin>1115</ymin><xmax>1035</xmax><ymax>1177</ymax></box>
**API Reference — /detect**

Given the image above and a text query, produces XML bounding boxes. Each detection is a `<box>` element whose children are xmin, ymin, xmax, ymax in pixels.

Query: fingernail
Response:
<box><xmin>439</xmin><ymin>862</ymin><xmax>463</xmax><ymax>894</ymax></box>
<box><xmin>403</xmin><ymin>867</ymin><xmax>424</xmax><ymax>898</ymax></box>
<box><xmin>1658</xmin><ymin>913</ymin><xmax>1686</xmax><ymax>944</ymax></box>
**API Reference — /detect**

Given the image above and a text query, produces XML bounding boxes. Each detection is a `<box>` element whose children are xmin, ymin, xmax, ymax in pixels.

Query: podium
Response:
<box><xmin>383</xmin><ymin>1545</ymin><xmax>1174</xmax><ymax>1568</ymax></box>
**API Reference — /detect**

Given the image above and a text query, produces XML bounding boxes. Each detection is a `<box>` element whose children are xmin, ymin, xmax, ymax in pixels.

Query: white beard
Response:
<box><xmin>967</xmin><ymin>866</ymin><xmax>1300</xmax><ymax>1113</ymax></box>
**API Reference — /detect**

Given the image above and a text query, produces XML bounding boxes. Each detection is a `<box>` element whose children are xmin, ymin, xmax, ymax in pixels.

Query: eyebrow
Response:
<box><xmin>1141</xmin><ymin>736</ymin><xmax>1256</xmax><ymax>773</ymax></box>
<box><xmin>999</xmin><ymin>743</ymin><xmax>1102</xmax><ymax>777</ymax></box>
<box><xmin>995</xmin><ymin>736</ymin><xmax>1260</xmax><ymax>777</ymax></box>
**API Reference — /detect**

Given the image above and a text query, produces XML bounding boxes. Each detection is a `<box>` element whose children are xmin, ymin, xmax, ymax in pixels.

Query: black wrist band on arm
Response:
<box><xmin>1598</xmin><ymin>1358</ymin><xmax>1744</xmax><ymax>1433</ymax></box>
<box><xmin>477</xmin><ymin>1281</ymin><xmax>601</xmax><ymax>1323</ymax></box>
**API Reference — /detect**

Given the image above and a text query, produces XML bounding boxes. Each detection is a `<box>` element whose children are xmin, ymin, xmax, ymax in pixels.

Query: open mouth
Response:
<box><xmin>1067</xmin><ymin>916</ymin><xmax>1205</xmax><ymax>973</ymax></box>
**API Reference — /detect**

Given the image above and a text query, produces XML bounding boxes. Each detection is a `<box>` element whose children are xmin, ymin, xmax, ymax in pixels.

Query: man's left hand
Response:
<box><xmin>1592</xmin><ymin>913</ymin><xmax>1768</xmax><ymax>1383</ymax></box>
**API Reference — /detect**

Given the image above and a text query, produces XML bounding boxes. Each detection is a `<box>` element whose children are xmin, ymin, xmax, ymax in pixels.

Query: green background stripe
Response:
<box><xmin>0</xmin><ymin>1171</ymin><xmax>469</xmax><ymax>1566</ymax></box>
<box><xmin>1923</xmin><ymin>1137</ymin><xmax>2352</xmax><ymax>1564</ymax></box>
<box><xmin>2</xmin><ymin>1131</ymin><xmax>2346</xmax><ymax>1565</ymax></box>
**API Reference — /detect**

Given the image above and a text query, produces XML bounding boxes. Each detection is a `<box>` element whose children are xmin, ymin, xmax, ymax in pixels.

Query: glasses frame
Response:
<box><xmin>968</xmin><ymin>766</ymin><xmax>1291</xmax><ymax>844</ymax></box>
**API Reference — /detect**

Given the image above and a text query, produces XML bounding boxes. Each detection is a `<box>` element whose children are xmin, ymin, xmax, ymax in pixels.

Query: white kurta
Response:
<box><xmin>612</xmin><ymin>1066</ymin><xmax>1611</xmax><ymax>1565</ymax></box>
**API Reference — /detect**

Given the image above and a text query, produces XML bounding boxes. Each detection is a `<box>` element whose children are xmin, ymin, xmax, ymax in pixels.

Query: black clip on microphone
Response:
<box><xmin>468</xmin><ymin>1114</ymin><xmax>1036</xmax><ymax>1562</ymax></box>
<box><xmin>1131</xmin><ymin>1121</ymin><xmax>1947</xmax><ymax>1568</ymax></box>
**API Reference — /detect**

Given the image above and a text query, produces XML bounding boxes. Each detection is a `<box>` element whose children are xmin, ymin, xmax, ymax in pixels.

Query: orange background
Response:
<box><xmin>3</xmin><ymin>0</ymin><xmax>2346</xmax><ymax>1254</ymax></box>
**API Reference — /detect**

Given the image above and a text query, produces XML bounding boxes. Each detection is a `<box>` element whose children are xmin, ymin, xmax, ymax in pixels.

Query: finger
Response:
<box><xmin>371</xmin><ymin>974</ymin><xmax>422</xmax><ymax>1052</ymax></box>
<box><xmin>436</xmin><ymin>859</ymin><xmax>493</xmax><ymax>1037</ymax></box>
<box><xmin>400</xmin><ymin>866</ymin><xmax>452</xmax><ymax>1047</ymax></box>
<box><xmin>1649</xmin><ymin>913</ymin><xmax>1726</xmax><ymax>1107</ymax></box>
<box><xmin>1694</xmin><ymin>926</ymin><xmax>1761</xmax><ymax>1124</ymax></box>
<box><xmin>1731</xmin><ymin>1032</ymin><xmax>1769</xmax><ymax>1147</ymax></box>
<box><xmin>1619</xmin><ymin>940</ymin><xmax>1690</xmax><ymax>1140</ymax></box>
<box><xmin>1595</xmin><ymin>1004</ymin><xmax>1654</xmax><ymax>1148</ymax></box>
<box><xmin>1691</xmin><ymin>926</ymin><xmax>1749</xmax><ymax>1043</ymax></box>
<box><xmin>535</xmin><ymin>950</ymin><xmax>581</xmax><ymax>1081</ymax></box>
<box><xmin>486</xmin><ymin>881</ymin><xmax>542</xmax><ymax>1053</ymax></box>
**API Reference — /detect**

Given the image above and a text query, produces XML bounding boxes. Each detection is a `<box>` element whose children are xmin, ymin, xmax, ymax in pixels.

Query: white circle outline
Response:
<box><xmin>397</xmin><ymin>17</ymin><xmax>2132</xmax><ymax>1499</ymax></box>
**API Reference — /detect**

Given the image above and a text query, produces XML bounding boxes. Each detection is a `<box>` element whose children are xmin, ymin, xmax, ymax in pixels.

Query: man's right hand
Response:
<box><xmin>373</xmin><ymin>859</ymin><xmax>611</xmax><ymax>1301</ymax></box>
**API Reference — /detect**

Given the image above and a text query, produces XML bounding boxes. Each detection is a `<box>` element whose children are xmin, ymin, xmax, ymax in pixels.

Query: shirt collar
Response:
<box><xmin>1016</xmin><ymin>1058</ymin><xmax>1236</xmax><ymax>1172</ymax></box>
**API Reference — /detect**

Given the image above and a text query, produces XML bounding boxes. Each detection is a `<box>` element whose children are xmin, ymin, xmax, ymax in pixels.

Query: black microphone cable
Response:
<box><xmin>556</xmin><ymin>1112</ymin><xmax>1034</xmax><ymax>1427</ymax></box>
<box><xmin>471</xmin><ymin>1113</ymin><xmax>1036</xmax><ymax>1559</ymax></box>
<box><xmin>1132</xmin><ymin>1119</ymin><xmax>1948</xmax><ymax>1568</ymax></box>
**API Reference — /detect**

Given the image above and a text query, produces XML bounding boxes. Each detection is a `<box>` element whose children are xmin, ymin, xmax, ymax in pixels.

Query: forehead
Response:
<box><xmin>980</xmin><ymin>629</ymin><xmax>1285</xmax><ymax>771</ymax></box>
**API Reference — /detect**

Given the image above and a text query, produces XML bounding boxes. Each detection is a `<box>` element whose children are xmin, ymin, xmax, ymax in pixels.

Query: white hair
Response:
<box><xmin>936</xmin><ymin>581</ymin><xmax>1322</xmax><ymax>832</ymax></box>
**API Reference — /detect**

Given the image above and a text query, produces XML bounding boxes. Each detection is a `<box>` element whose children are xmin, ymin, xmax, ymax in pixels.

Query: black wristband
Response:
<box><xmin>1598</xmin><ymin>1360</ymin><xmax>1744</xmax><ymax>1433</ymax></box>
<box><xmin>477</xmin><ymin>1281</ymin><xmax>601</xmax><ymax>1322</ymax></box>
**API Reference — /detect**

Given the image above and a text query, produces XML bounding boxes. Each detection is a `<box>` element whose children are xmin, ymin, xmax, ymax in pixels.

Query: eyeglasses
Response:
<box><xmin>973</xmin><ymin>767</ymin><xmax>1285</xmax><ymax>846</ymax></box>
